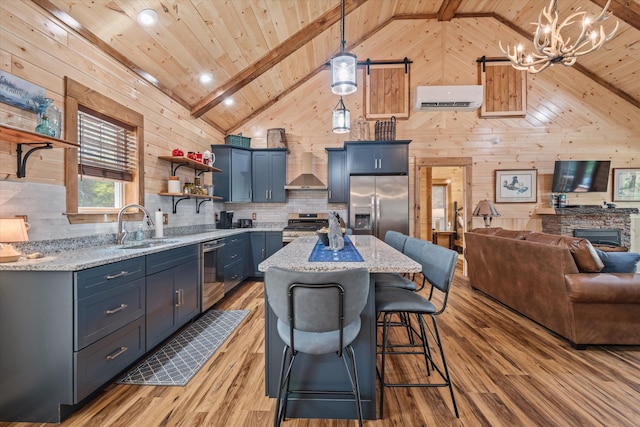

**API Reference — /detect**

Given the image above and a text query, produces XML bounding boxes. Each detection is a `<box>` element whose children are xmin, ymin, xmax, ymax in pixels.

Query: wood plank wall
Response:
<box><xmin>0</xmin><ymin>1</ymin><xmax>223</xmax><ymax>195</ymax></box>
<box><xmin>1</xmin><ymin>4</ymin><xmax>639</xmax><ymax>244</ymax></box>
<box><xmin>242</xmin><ymin>18</ymin><xmax>640</xmax><ymax>238</ymax></box>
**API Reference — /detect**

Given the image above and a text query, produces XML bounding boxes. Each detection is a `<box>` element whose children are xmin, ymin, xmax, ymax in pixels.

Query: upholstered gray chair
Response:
<box><xmin>375</xmin><ymin>231</ymin><xmax>417</xmax><ymax>290</ymax></box>
<box><xmin>265</xmin><ymin>267</ymin><xmax>370</xmax><ymax>427</ymax></box>
<box><xmin>375</xmin><ymin>235</ymin><xmax>428</xmax><ymax>291</ymax></box>
<box><xmin>376</xmin><ymin>243</ymin><xmax>459</xmax><ymax>419</ymax></box>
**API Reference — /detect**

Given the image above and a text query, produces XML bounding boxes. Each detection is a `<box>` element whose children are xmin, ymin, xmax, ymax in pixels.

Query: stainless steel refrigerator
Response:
<box><xmin>349</xmin><ymin>175</ymin><xmax>409</xmax><ymax>239</ymax></box>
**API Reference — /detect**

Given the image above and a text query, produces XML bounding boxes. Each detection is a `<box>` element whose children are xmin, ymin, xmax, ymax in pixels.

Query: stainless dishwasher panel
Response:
<box><xmin>201</xmin><ymin>239</ymin><xmax>225</xmax><ymax>311</ymax></box>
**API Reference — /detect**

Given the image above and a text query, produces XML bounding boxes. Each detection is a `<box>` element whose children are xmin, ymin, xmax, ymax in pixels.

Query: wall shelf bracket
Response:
<box><xmin>17</xmin><ymin>143</ymin><xmax>54</xmax><ymax>178</ymax></box>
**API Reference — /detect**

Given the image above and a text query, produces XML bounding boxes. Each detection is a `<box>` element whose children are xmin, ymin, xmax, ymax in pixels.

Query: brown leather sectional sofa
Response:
<box><xmin>465</xmin><ymin>228</ymin><xmax>640</xmax><ymax>349</ymax></box>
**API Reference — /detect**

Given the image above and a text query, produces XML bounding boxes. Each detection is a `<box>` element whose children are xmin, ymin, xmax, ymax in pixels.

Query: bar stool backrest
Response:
<box><xmin>384</xmin><ymin>230</ymin><xmax>408</xmax><ymax>252</ymax></box>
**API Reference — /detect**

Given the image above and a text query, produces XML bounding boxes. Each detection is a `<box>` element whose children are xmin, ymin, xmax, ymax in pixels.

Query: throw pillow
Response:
<box><xmin>595</xmin><ymin>249</ymin><xmax>640</xmax><ymax>273</ymax></box>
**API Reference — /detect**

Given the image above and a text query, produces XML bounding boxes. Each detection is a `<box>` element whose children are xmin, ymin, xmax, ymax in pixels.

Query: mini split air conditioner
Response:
<box><xmin>414</xmin><ymin>85</ymin><xmax>483</xmax><ymax>111</ymax></box>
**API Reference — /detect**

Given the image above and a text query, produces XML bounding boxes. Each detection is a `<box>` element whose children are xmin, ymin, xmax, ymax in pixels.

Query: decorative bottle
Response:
<box><xmin>35</xmin><ymin>98</ymin><xmax>61</xmax><ymax>138</ymax></box>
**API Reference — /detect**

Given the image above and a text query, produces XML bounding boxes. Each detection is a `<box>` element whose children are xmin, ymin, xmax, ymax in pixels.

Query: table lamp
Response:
<box><xmin>0</xmin><ymin>218</ymin><xmax>29</xmax><ymax>263</ymax></box>
<box><xmin>472</xmin><ymin>200</ymin><xmax>500</xmax><ymax>227</ymax></box>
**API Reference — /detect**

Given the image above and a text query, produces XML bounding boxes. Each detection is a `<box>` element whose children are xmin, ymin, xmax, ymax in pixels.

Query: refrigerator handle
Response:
<box><xmin>375</xmin><ymin>195</ymin><xmax>380</xmax><ymax>236</ymax></box>
<box><xmin>371</xmin><ymin>196</ymin><xmax>376</xmax><ymax>235</ymax></box>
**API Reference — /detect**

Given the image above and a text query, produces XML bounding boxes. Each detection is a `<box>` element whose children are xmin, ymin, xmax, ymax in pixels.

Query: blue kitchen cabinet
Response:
<box><xmin>326</xmin><ymin>147</ymin><xmax>347</xmax><ymax>203</ymax></box>
<box><xmin>250</xmin><ymin>231</ymin><xmax>283</xmax><ymax>277</ymax></box>
<box><xmin>345</xmin><ymin>141</ymin><xmax>410</xmax><ymax>175</ymax></box>
<box><xmin>252</xmin><ymin>148</ymin><xmax>287</xmax><ymax>202</ymax></box>
<box><xmin>210</xmin><ymin>145</ymin><xmax>252</xmax><ymax>202</ymax></box>
<box><xmin>145</xmin><ymin>245</ymin><xmax>200</xmax><ymax>350</ymax></box>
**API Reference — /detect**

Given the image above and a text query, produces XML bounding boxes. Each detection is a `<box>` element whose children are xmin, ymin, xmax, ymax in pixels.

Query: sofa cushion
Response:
<box><xmin>595</xmin><ymin>249</ymin><xmax>640</xmax><ymax>273</ymax></box>
<box><xmin>525</xmin><ymin>233</ymin><xmax>604</xmax><ymax>273</ymax></box>
<box><xmin>495</xmin><ymin>229</ymin><xmax>533</xmax><ymax>240</ymax></box>
<box><xmin>470</xmin><ymin>227</ymin><xmax>503</xmax><ymax>235</ymax></box>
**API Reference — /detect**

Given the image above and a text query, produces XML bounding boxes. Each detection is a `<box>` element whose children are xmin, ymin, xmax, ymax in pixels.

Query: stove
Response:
<box><xmin>282</xmin><ymin>213</ymin><xmax>329</xmax><ymax>244</ymax></box>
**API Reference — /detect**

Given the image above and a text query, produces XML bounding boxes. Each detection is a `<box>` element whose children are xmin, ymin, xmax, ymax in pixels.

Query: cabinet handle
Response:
<box><xmin>106</xmin><ymin>304</ymin><xmax>128</xmax><ymax>315</ymax></box>
<box><xmin>231</xmin><ymin>254</ymin><xmax>238</xmax><ymax>259</ymax></box>
<box><xmin>266</xmin><ymin>190</ymin><xmax>269</xmax><ymax>199</ymax></box>
<box><xmin>262</xmin><ymin>248</ymin><xmax>265</xmax><ymax>259</ymax></box>
<box><xmin>378</xmin><ymin>158</ymin><xmax>382</xmax><ymax>169</ymax></box>
<box><xmin>328</xmin><ymin>190</ymin><xmax>332</xmax><ymax>199</ymax></box>
<box><xmin>175</xmin><ymin>290</ymin><xmax>181</xmax><ymax>307</ymax></box>
<box><xmin>106</xmin><ymin>346</ymin><xmax>128</xmax><ymax>361</ymax></box>
<box><xmin>106</xmin><ymin>271</ymin><xmax>128</xmax><ymax>280</ymax></box>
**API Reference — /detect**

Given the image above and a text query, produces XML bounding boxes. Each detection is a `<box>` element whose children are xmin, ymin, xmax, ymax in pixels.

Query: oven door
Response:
<box><xmin>201</xmin><ymin>240</ymin><xmax>225</xmax><ymax>311</ymax></box>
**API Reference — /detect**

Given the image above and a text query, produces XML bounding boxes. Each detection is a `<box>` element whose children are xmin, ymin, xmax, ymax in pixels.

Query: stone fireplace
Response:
<box><xmin>540</xmin><ymin>207</ymin><xmax>638</xmax><ymax>248</ymax></box>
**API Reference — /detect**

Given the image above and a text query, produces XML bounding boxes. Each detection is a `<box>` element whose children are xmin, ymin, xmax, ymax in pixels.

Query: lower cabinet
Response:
<box><xmin>146</xmin><ymin>245</ymin><xmax>200</xmax><ymax>350</ymax></box>
<box><xmin>223</xmin><ymin>233</ymin><xmax>249</xmax><ymax>293</ymax></box>
<box><xmin>250</xmin><ymin>231</ymin><xmax>283</xmax><ymax>277</ymax></box>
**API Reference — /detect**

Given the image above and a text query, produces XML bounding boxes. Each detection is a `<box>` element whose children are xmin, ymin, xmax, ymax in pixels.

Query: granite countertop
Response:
<box><xmin>258</xmin><ymin>235</ymin><xmax>421</xmax><ymax>273</ymax></box>
<box><xmin>0</xmin><ymin>228</ymin><xmax>278</xmax><ymax>272</ymax></box>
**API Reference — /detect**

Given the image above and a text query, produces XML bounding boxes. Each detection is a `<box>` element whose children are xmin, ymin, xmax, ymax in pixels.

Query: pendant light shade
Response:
<box><xmin>330</xmin><ymin>0</ymin><xmax>357</xmax><ymax>96</ymax></box>
<box><xmin>332</xmin><ymin>97</ymin><xmax>350</xmax><ymax>134</ymax></box>
<box><xmin>331</xmin><ymin>53</ymin><xmax>357</xmax><ymax>96</ymax></box>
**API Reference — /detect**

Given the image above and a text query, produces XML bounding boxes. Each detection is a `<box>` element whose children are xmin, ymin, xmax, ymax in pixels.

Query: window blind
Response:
<box><xmin>78</xmin><ymin>108</ymin><xmax>137</xmax><ymax>181</ymax></box>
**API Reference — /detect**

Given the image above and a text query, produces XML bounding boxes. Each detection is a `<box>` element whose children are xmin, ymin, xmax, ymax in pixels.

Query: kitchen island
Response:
<box><xmin>259</xmin><ymin>235</ymin><xmax>421</xmax><ymax>421</ymax></box>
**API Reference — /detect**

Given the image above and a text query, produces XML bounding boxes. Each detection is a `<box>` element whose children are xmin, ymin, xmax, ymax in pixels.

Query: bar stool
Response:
<box><xmin>265</xmin><ymin>267</ymin><xmax>370</xmax><ymax>427</ymax></box>
<box><xmin>376</xmin><ymin>243</ymin><xmax>459</xmax><ymax>419</ymax></box>
<box><xmin>375</xmin><ymin>234</ymin><xmax>423</xmax><ymax>291</ymax></box>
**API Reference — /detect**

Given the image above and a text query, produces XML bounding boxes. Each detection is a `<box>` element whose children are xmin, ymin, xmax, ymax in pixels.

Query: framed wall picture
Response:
<box><xmin>495</xmin><ymin>169</ymin><xmax>537</xmax><ymax>203</ymax></box>
<box><xmin>0</xmin><ymin>70</ymin><xmax>45</xmax><ymax>112</ymax></box>
<box><xmin>612</xmin><ymin>168</ymin><xmax>640</xmax><ymax>202</ymax></box>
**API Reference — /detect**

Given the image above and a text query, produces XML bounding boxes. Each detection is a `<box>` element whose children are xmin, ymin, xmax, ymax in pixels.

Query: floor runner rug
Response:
<box><xmin>117</xmin><ymin>309</ymin><xmax>249</xmax><ymax>386</ymax></box>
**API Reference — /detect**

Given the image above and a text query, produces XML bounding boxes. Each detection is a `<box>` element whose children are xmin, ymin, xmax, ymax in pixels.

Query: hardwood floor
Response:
<box><xmin>5</xmin><ymin>273</ymin><xmax>639</xmax><ymax>427</ymax></box>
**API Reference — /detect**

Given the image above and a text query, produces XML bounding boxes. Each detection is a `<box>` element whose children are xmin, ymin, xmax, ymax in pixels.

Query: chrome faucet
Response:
<box><xmin>117</xmin><ymin>204</ymin><xmax>154</xmax><ymax>245</ymax></box>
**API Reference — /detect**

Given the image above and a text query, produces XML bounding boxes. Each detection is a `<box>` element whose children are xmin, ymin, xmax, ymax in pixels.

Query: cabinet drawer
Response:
<box><xmin>224</xmin><ymin>236</ymin><xmax>245</xmax><ymax>265</ymax></box>
<box><xmin>224</xmin><ymin>258</ymin><xmax>245</xmax><ymax>293</ymax></box>
<box><xmin>75</xmin><ymin>277</ymin><xmax>145</xmax><ymax>351</ymax></box>
<box><xmin>146</xmin><ymin>245</ymin><xmax>199</xmax><ymax>275</ymax></box>
<box><xmin>75</xmin><ymin>257</ymin><xmax>145</xmax><ymax>299</ymax></box>
<box><xmin>75</xmin><ymin>317</ymin><xmax>145</xmax><ymax>402</ymax></box>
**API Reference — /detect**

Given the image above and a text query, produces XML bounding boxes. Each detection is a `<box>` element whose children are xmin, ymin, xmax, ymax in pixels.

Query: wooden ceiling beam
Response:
<box><xmin>590</xmin><ymin>0</ymin><xmax>640</xmax><ymax>31</ymax></box>
<box><xmin>190</xmin><ymin>0</ymin><xmax>370</xmax><ymax>119</ymax></box>
<box><xmin>437</xmin><ymin>0</ymin><xmax>464</xmax><ymax>21</ymax></box>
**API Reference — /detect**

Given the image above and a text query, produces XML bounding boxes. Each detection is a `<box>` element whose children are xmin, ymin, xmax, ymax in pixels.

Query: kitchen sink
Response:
<box><xmin>120</xmin><ymin>240</ymin><xmax>178</xmax><ymax>250</ymax></box>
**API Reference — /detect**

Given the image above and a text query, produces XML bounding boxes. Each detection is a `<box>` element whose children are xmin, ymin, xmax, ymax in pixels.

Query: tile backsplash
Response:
<box><xmin>1</xmin><ymin>182</ymin><xmax>345</xmax><ymax>242</ymax></box>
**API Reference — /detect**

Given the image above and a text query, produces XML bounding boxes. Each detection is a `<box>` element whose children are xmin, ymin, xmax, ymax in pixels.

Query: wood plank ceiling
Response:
<box><xmin>32</xmin><ymin>0</ymin><xmax>640</xmax><ymax>134</ymax></box>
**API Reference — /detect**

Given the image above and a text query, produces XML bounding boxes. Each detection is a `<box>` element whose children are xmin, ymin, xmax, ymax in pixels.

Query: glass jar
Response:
<box><xmin>183</xmin><ymin>182</ymin><xmax>194</xmax><ymax>194</ymax></box>
<box><xmin>35</xmin><ymin>98</ymin><xmax>61</xmax><ymax>138</ymax></box>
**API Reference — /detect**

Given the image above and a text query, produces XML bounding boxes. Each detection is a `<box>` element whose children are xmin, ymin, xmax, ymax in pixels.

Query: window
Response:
<box><xmin>77</xmin><ymin>109</ymin><xmax>136</xmax><ymax>210</ymax></box>
<box><xmin>64</xmin><ymin>77</ymin><xmax>144</xmax><ymax>223</ymax></box>
<box><xmin>432</xmin><ymin>184</ymin><xmax>447</xmax><ymax>231</ymax></box>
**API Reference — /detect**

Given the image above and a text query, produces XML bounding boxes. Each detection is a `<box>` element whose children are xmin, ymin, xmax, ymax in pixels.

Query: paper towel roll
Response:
<box><xmin>155</xmin><ymin>210</ymin><xmax>164</xmax><ymax>238</ymax></box>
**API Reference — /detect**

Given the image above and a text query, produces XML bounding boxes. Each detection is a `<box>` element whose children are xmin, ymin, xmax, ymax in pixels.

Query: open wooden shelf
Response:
<box><xmin>157</xmin><ymin>155</ymin><xmax>222</xmax><ymax>174</ymax></box>
<box><xmin>0</xmin><ymin>123</ymin><xmax>79</xmax><ymax>148</ymax></box>
<box><xmin>0</xmin><ymin>124</ymin><xmax>80</xmax><ymax>177</ymax></box>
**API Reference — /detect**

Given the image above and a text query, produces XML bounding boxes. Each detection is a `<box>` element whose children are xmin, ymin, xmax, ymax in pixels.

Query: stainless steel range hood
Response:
<box><xmin>284</xmin><ymin>152</ymin><xmax>327</xmax><ymax>190</ymax></box>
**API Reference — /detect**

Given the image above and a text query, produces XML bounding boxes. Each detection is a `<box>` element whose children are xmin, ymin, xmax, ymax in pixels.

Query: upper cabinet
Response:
<box><xmin>252</xmin><ymin>149</ymin><xmax>287</xmax><ymax>203</ymax></box>
<box><xmin>326</xmin><ymin>148</ymin><xmax>347</xmax><ymax>203</ymax></box>
<box><xmin>211</xmin><ymin>145</ymin><xmax>252</xmax><ymax>202</ymax></box>
<box><xmin>345</xmin><ymin>141</ymin><xmax>410</xmax><ymax>175</ymax></box>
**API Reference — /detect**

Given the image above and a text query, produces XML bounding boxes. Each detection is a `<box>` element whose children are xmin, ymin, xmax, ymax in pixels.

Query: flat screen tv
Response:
<box><xmin>552</xmin><ymin>160</ymin><xmax>611</xmax><ymax>192</ymax></box>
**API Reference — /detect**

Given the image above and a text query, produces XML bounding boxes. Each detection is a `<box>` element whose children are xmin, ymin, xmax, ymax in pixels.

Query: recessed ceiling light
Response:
<box><xmin>199</xmin><ymin>73</ymin><xmax>213</xmax><ymax>84</ymax></box>
<box><xmin>137</xmin><ymin>9</ymin><xmax>158</xmax><ymax>27</ymax></box>
<box><xmin>224</xmin><ymin>98</ymin><xmax>234</xmax><ymax>106</ymax></box>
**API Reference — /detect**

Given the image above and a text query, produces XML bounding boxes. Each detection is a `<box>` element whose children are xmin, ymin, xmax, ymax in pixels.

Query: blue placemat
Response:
<box><xmin>308</xmin><ymin>235</ymin><xmax>364</xmax><ymax>262</ymax></box>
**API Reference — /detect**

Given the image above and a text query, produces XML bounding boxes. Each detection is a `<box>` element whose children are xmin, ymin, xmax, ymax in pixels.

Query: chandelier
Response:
<box><xmin>331</xmin><ymin>0</ymin><xmax>357</xmax><ymax>95</ymax></box>
<box><xmin>332</xmin><ymin>97</ymin><xmax>350</xmax><ymax>134</ymax></box>
<box><xmin>499</xmin><ymin>0</ymin><xmax>618</xmax><ymax>74</ymax></box>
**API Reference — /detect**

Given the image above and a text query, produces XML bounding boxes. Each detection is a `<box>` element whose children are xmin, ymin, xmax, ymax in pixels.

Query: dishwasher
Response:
<box><xmin>201</xmin><ymin>238</ymin><xmax>225</xmax><ymax>311</ymax></box>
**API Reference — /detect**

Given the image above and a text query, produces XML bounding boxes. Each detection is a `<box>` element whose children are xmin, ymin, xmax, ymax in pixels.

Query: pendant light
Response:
<box><xmin>331</xmin><ymin>0</ymin><xmax>357</xmax><ymax>96</ymax></box>
<box><xmin>332</xmin><ymin>97</ymin><xmax>350</xmax><ymax>134</ymax></box>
